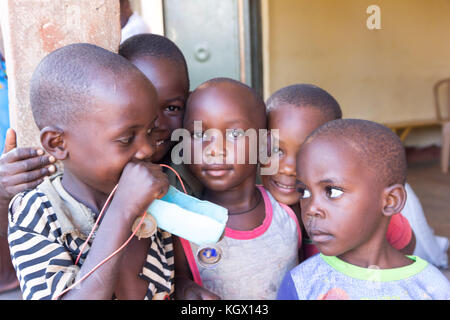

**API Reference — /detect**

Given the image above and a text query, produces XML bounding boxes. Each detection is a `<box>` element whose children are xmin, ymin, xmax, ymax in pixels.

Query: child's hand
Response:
<box><xmin>113</xmin><ymin>160</ymin><xmax>169</xmax><ymax>220</ymax></box>
<box><xmin>0</xmin><ymin>129</ymin><xmax>56</xmax><ymax>206</ymax></box>
<box><xmin>181</xmin><ymin>280</ymin><xmax>221</xmax><ymax>300</ymax></box>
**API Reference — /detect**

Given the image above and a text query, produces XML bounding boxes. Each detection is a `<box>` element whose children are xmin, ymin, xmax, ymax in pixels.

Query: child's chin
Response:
<box><xmin>265</xmin><ymin>180</ymin><xmax>299</xmax><ymax>205</ymax></box>
<box><xmin>272</xmin><ymin>192</ymin><xmax>299</xmax><ymax>206</ymax></box>
<box><xmin>203</xmin><ymin>179</ymin><xmax>235</xmax><ymax>192</ymax></box>
<box><xmin>314</xmin><ymin>244</ymin><xmax>341</xmax><ymax>257</ymax></box>
<box><xmin>151</xmin><ymin>144</ymin><xmax>170</xmax><ymax>163</ymax></box>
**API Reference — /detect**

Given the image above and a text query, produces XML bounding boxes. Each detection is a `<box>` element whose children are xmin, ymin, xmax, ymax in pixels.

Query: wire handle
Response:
<box><xmin>53</xmin><ymin>163</ymin><xmax>186</xmax><ymax>300</ymax></box>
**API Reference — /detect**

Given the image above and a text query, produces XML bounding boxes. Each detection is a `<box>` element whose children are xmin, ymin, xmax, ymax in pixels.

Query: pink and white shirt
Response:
<box><xmin>180</xmin><ymin>186</ymin><xmax>301</xmax><ymax>299</ymax></box>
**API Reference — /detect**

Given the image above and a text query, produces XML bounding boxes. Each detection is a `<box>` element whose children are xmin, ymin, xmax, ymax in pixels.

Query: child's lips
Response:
<box><xmin>309</xmin><ymin>229</ymin><xmax>334</xmax><ymax>243</ymax></box>
<box><xmin>156</xmin><ymin>139</ymin><xmax>166</xmax><ymax>147</ymax></box>
<box><xmin>153</xmin><ymin>131</ymin><xmax>171</xmax><ymax>148</ymax></box>
<box><xmin>202</xmin><ymin>165</ymin><xmax>233</xmax><ymax>178</ymax></box>
<box><xmin>270</xmin><ymin>178</ymin><xmax>297</xmax><ymax>194</ymax></box>
<box><xmin>155</xmin><ymin>138</ymin><xmax>170</xmax><ymax>147</ymax></box>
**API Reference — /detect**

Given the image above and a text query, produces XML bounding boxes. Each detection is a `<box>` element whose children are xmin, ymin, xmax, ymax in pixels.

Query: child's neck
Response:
<box><xmin>61</xmin><ymin>170</ymin><xmax>110</xmax><ymax>216</ymax></box>
<box><xmin>202</xmin><ymin>173</ymin><xmax>265</xmax><ymax>231</ymax></box>
<box><xmin>202</xmin><ymin>174</ymin><xmax>258</xmax><ymax>212</ymax></box>
<box><xmin>337</xmin><ymin>221</ymin><xmax>413</xmax><ymax>269</ymax></box>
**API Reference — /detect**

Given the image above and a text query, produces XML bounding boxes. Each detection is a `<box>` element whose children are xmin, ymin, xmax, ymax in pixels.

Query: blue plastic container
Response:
<box><xmin>148</xmin><ymin>186</ymin><xmax>228</xmax><ymax>245</ymax></box>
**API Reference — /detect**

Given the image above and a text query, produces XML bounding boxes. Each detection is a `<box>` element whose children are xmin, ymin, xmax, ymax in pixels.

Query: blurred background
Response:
<box><xmin>133</xmin><ymin>0</ymin><xmax>450</xmax><ymax>149</ymax></box>
<box><xmin>0</xmin><ymin>0</ymin><xmax>448</xmax><ymax>298</ymax></box>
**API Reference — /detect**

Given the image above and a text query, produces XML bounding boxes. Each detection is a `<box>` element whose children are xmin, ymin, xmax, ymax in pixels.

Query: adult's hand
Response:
<box><xmin>0</xmin><ymin>128</ymin><xmax>56</xmax><ymax>207</ymax></box>
<box><xmin>0</xmin><ymin>129</ymin><xmax>56</xmax><ymax>292</ymax></box>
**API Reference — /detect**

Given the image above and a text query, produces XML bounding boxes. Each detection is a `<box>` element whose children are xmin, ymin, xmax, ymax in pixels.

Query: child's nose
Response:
<box><xmin>279</xmin><ymin>156</ymin><xmax>296</xmax><ymax>176</ymax></box>
<box><xmin>206</xmin><ymin>135</ymin><xmax>226</xmax><ymax>157</ymax></box>
<box><xmin>303</xmin><ymin>198</ymin><xmax>326</xmax><ymax>219</ymax></box>
<box><xmin>134</xmin><ymin>136</ymin><xmax>155</xmax><ymax>161</ymax></box>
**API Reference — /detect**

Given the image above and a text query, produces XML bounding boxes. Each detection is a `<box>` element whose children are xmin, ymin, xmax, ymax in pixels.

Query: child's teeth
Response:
<box><xmin>275</xmin><ymin>181</ymin><xmax>295</xmax><ymax>189</ymax></box>
<box><xmin>157</xmin><ymin>140</ymin><xmax>164</xmax><ymax>146</ymax></box>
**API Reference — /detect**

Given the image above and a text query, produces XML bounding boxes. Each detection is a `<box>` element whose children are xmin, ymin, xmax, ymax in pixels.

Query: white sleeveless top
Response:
<box><xmin>180</xmin><ymin>186</ymin><xmax>301</xmax><ymax>299</ymax></box>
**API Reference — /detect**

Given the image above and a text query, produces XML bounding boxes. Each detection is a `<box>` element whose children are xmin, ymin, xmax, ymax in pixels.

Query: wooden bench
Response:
<box><xmin>383</xmin><ymin>119</ymin><xmax>442</xmax><ymax>142</ymax></box>
<box><xmin>384</xmin><ymin>79</ymin><xmax>450</xmax><ymax>173</ymax></box>
<box><xmin>383</xmin><ymin>117</ymin><xmax>450</xmax><ymax>174</ymax></box>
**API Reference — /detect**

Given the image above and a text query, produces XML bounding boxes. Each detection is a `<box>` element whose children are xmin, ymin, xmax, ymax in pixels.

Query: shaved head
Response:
<box><xmin>119</xmin><ymin>33</ymin><xmax>189</xmax><ymax>88</ymax></box>
<box><xmin>267</xmin><ymin>84</ymin><xmax>342</xmax><ymax>121</ymax></box>
<box><xmin>304</xmin><ymin>119</ymin><xmax>407</xmax><ymax>186</ymax></box>
<box><xmin>188</xmin><ymin>77</ymin><xmax>266</xmax><ymax>129</ymax></box>
<box><xmin>30</xmin><ymin>43</ymin><xmax>146</xmax><ymax>129</ymax></box>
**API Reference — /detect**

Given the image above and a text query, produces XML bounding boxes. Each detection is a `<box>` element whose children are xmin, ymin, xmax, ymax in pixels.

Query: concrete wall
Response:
<box><xmin>264</xmin><ymin>0</ymin><xmax>450</xmax><ymax>146</ymax></box>
<box><xmin>0</xmin><ymin>0</ymin><xmax>120</xmax><ymax>148</ymax></box>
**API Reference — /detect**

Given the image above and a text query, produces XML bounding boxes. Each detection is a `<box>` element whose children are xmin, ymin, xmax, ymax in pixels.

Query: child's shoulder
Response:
<box><xmin>9</xmin><ymin>184</ymin><xmax>51</xmax><ymax>225</ymax></box>
<box><xmin>8</xmin><ymin>174</ymin><xmax>66</xmax><ymax>235</ymax></box>
<box><xmin>414</xmin><ymin>258</ymin><xmax>450</xmax><ymax>299</ymax></box>
<box><xmin>291</xmin><ymin>254</ymin><xmax>328</xmax><ymax>277</ymax></box>
<box><xmin>258</xmin><ymin>185</ymin><xmax>301</xmax><ymax>231</ymax></box>
<box><xmin>256</xmin><ymin>185</ymin><xmax>290</xmax><ymax>212</ymax></box>
<box><xmin>289</xmin><ymin>254</ymin><xmax>333</xmax><ymax>288</ymax></box>
<box><xmin>283</xmin><ymin>254</ymin><xmax>332</xmax><ymax>299</ymax></box>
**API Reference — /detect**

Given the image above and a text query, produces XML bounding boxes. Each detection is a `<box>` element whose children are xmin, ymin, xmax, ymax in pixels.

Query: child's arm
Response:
<box><xmin>60</xmin><ymin>160</ymin><xmax>169</xmax><ymax>299</ymax></box>
<box><xmin>276</xmin><ymin>272</ymin><xmax>299</xmax><ymax>300</ymax></box>
<box><xmin>9</xmin><ymin>160</ymin><xmax>168</xmax><ymax>299</ymax></box>
<box><xmin>173</xmin><ymin>236</ymin><xmax>220</xmax><ymax>300</ymax></box>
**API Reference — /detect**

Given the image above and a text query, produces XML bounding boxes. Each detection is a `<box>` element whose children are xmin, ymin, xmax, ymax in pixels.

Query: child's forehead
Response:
<box><xmin>133</xmin><ymin>55</ymin><xmax>188</xmax><ymax>78</ymax></box>
<box><xmin>92</xmin><ymin>70</ymin><xmax>157</xmax><ymax>110</ymax></box>
<box><xmin>186</xmin><ymin>82</ymin><xmax>265</xmax><ymax>125</ymax></box>
<box><xmin>87</xmin><ymin>90</ymin><xmax>157</xmax><ymax>135</ymax></box>
<box><xmin>268</xmin><ymin>104</ymin><xmax>331</xmax><ymax>140</ymax></box>
<box><xmin>94</xmin><ymin>68</ymin><xmax>153</xmax><ymax>96</ymax></box>
<box><xmin>268</xmin><ymin>103</ymin><xmax>328</xmax><ymax>125</ymax></box>
<box><xmin>131</xmin><ymin>56</ymin><xmax>189</xmax><ymax>95</ymax></box>
<box><xmin>298</xmin><ymin>135</ymin><xmax>373</xmax><ymax>180</ymax></box>
<box><xmin>196</xmin><ymin>81</ymin><xmax>252</xmax><ymax>99</ymax></box>
<box><xmin>302</xmin><ymin>134</ymin><xmax>357</xmax><ymax>159</ymax></box>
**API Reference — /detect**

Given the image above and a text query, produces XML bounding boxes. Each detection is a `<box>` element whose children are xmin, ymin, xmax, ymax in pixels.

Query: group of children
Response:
<box><xmin>0</xmin><ymin>33</ymin><xmax>449</xmax><ymax>300</ymax></box>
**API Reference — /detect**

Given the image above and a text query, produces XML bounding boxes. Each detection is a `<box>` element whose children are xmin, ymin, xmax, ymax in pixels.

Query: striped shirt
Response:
<box><xmin>7</xmin><ymin>174</ymin><xmax>174</xmax><ymax>300</ymax></box>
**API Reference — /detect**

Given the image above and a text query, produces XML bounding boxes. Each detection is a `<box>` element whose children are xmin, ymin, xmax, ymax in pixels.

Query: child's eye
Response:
<box><xmin>272</xmin><ymin>146</ymin><xmax>283</xmax><ymax>156</ymax></box>
<box><xmin>226</xmin><ymin>128</ymin><xmax>245</xmax><ymax>140</ymax></box>
<box><xmin>298</xmin><ymin>188</ymin><xmax>311</xmax><ymax>199</ymax></box>
<box><xmin>326</xmin><ymin>186</ymin><xmax>344</xmax><ymax>199</ymax></box>
<box><xmin>166</xmin><ymin>105</ymin><xmax>182</xmax><ymax>112</ymax></box>
<box><xmin>118</xmin><ymin>136</ymin><xmax>134</xmax><ymax>145</ymax></box>
<box><xmin>193</xmin><ymin>131</ymin><xmax>205</xmax><ymax>140</ymax></box>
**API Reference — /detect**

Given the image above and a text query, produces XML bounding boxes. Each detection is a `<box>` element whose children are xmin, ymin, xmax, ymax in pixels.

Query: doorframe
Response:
<box><xmin>138</xmin><ymin>0</ymin><xmax>264</xmax><ymax>97</ymax></box>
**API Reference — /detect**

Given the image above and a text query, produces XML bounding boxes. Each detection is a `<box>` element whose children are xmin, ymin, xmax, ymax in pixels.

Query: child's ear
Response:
<box><xmin>382</xmin><ymin>184</ymin><xmax>407</xmax><ymax>217</ymax></box>
<box><xmin>40</xmin><ymin>126</ymin><xmax>68</xmax><ymax>160</ymax></box>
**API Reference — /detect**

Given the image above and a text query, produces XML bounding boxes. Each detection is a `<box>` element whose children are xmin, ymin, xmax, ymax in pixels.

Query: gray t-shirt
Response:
<box><xmin>278</xmin><ymin>254</ymin><xmax>450</xmax><ymax>300</ymax></box>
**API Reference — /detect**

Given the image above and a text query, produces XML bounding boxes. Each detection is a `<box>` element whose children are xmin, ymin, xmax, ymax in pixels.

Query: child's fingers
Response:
<box><xmin>142</xmin><ymin>163</ymin><xmax>169</xmax><ymax>199</ymax></box>
<box><xmin>2</xmin><ymin>128</ymin><xmax>17</xmax><ymax>154</ymax></box>
<box><xmin>156</xmin><ymin>175</ymin><xmax>170</xmax><ymax>199</ymax></box>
